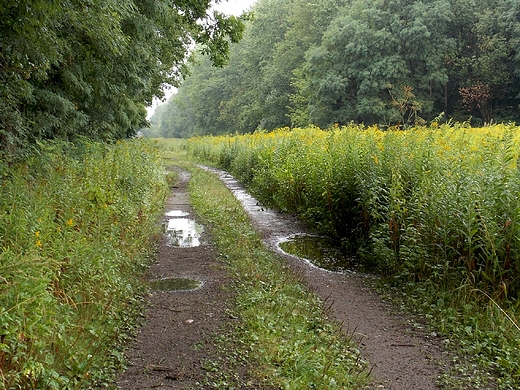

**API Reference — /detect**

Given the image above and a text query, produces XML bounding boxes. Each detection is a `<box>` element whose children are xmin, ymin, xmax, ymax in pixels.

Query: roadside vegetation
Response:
<box><xmin>0</xmin><ymin>140</ymin><xmax>168</xmax><ymax>389</ymax></box>
<box><xmin>188</xmin><ymin>123</ymin><xmax>520</xmax><ymax>389</ymax></box>
<box><xmin>183</xmin><ymin>154</ymin><xmax>369</xmax><ymax>388</ymax></box>
<box><xmin>0</xmin><ymin>135</ymin><xmax>368</xmax><ymax>390</ymax></box>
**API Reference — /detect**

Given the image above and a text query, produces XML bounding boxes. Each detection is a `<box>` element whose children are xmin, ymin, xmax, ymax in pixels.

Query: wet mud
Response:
<box><xmin>149</xmin><ymin>278</ymin><xmax>203</xmax><ymax>292</ymax></box>
<box><xmin>117</xmin><ymin>168</ymin><xmax>234</xmax><ymax>389</ymax></box>
<box><xmin>278</xmin><ymin>233</ymin><xmax>362</xmax><ymax>273</ymax></box>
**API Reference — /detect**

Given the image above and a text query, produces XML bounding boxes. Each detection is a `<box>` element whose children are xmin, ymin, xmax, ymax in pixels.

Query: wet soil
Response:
<box><xmin>117</xmin><ymin>166</ymin><xmax>449</xmax><ymax>389</ymax></box>
<box><xmin>117</xmin><ymin>169</ymin><xmax>234</xmax><ymax>389</ymax></box>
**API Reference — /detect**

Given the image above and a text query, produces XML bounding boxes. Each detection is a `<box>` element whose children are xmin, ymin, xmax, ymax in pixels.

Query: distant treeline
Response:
<box><xmin>148</xmin><ymin>0</ymin><xmax>520</xmax><ymax>138</ymax></box>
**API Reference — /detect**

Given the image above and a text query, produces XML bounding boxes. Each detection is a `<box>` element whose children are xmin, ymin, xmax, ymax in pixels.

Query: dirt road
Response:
<box><xmin>117</xmin><ymin>166</ymin><xmax>449</xmax><ymax>389</ymax></box>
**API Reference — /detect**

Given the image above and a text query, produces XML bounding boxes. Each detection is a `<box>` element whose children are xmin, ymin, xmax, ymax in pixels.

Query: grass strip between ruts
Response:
<box><xmin>185</xmin><ymin>163</ymin><xmax>369</xmax><ymax>389</ymax></box>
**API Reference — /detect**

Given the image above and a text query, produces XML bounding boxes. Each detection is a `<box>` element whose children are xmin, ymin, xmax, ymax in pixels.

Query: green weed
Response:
<box><xmin>0</xmin><ymin>139</ymin><xmax>168</xmax><ymax>389</ymax></box>
<box><xmin>187</xmin><ymin>123</ymin><xmax>520</xmax><ymax>388</ymax></box>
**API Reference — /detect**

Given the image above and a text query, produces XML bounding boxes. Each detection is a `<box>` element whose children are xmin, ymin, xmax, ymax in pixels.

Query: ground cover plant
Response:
<box><xmin>184</xmin><ymin>161</ymin><xmax>369</xmax><ymax>388</ymax></box>
<box><xmin>0</xmin><ymin>140</ymin><xmax>168</xmax><ymax>389</ymax></box>
<box><xmin>188</xmin><ymin>123</ymin><xmax>520</xmax><ymax>388</ymax></box>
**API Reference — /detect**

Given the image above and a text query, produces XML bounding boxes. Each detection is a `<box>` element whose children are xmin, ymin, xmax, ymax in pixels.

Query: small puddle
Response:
<box><xmin>165</xmin><ymin>210</ymin><xmax>189</xmax><ymax>217</ymax></box>
<box><xmin>164</xmin><ymin>217</ymin><xmax>203</xmax><ymax>247</ymax></box>
<box><xmin>279</xmin><ymin>234</ymin><xmax>360</xmax><ymax>273</ymax></box>
<box><xmin>149</xmin><ymin>278</ymin><xmax>202</xmax><ymax>292</ymax></box>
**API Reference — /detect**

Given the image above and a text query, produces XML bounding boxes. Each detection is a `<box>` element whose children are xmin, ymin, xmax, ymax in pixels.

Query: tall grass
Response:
<box><xmin>189</xmin><ymin>123</ymin><xmax>520</xmax><ymax>387</ymax></box>
<box><xmin>0</xmin><ymin>139</ymin><xmax>168</xmax><ymax>389</ymax></box>
<box><xmin>189</xmin><ymin>124</ymin><xmax>520</xmax><ymax>299</ymax></box>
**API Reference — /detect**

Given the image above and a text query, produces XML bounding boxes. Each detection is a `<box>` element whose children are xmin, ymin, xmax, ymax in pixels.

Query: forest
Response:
<box><xmin>147</xmin><ymin>0</ymin><xmax>520</xmax><ymax>138</ymax></box>
<box><xmin>0</xmin><ymin>2</ymin><xmax>246</xmax><ymax>387</ymax></box>
<box><xmin>0</xmin><ymin>0</ymin><xmax>246</xmax><ymax>155</ymax></box>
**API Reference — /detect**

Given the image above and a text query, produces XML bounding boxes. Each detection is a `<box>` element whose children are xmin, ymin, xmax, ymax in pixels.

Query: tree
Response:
<box><xmin>153</xmin><ymin>0</ymin><xmax>347</xmax><ymax>137</ymax></box>
<box><xmin>304</xmin><ymin>0</ymin><xmax>455</xmax><ymax>127</ymax></box>
<box><xmin>151</xmin><ymin>0</ymin><xmax>520</xmax><ymax>135</ymax></box>
<box><xmin>449</xmin><ymin>0</ymin><xmax>519</xmax><ymax>124</ymax></box>
<box><xmin>0</xmin><ymin>0</ymin><xmax>247</xmax><ymax>153</ymax></box>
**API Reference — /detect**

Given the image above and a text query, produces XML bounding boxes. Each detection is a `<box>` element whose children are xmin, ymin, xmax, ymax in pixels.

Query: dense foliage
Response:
<box><xmin>0</xmin><ymin>140</ymin><xmax>168</xmax><ymax>388</ymax></box>
<box><xmin>188</xmin><ymin>124</ymin><xmax>520</xmax><ymax>387</ymax></box>
<box><xmin>190</xmin><ymin>124</ymin><xmax>520</xmax><ymax>299</ymax></box>
<box><xmin>150</xmin><ymin>0</ymin><xmax>520</xmax><ymax>137</ymax></box>
<box><xmin>0</xmin><ymin>0</ymin><xmax>247</xmax><ymax>153</ymax></box>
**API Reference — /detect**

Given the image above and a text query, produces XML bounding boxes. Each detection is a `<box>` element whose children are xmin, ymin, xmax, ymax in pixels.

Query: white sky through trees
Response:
<box><xmin>147</xmin><ymin>0</ymin><xmax>257</xmax><ymax>118</ymax></box>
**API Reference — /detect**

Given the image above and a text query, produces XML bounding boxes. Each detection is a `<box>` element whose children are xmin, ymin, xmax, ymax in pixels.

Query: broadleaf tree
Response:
<box><xmin>149</xmin><ymin>0</ymin><xmax>520</xmax><ymax>137</ymax></box>
<box><xmin>153</xmin><ymin>0</ymin><xmax>346</xmax><ymax>136</ymax></box>
<box><xmin>0</xmin><ymin>0</ymin><xmax>247</xmax><ymax>153</ymax></box>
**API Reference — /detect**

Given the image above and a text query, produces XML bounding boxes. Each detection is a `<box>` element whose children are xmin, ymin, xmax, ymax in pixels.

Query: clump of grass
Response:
<box><xmin>186</xmin><ymin>164</ymin><xmax>368</xmax><ymax>389</ymax></box>
<box><xmin>386</xmin><ymin>280</ymin><xmax>520</xmax><ymax>389</ymax></box>
<box><xmin>0</xmin><ymin>139</ymin><xmax>168</xmax><ymax>389</ymax></box>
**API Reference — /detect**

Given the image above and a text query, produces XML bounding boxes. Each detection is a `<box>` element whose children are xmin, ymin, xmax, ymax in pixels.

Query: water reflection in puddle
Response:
<box><xmin>164</xmin><ymin>218</ymin><xmax>203</xmax><ymax>247</ymax></box>
<box><xmin>165</xmin><ymin>210</ymin><xmax>189</xmax><ymax>217</ymax></box>
<box><xmin>279</xmin><ymin>234</ymin><xmax>360</xmax><ymax>273</ymax></box>
<box><xmin>150</xmin><ymin>278</ymin><xmax>202</xmax><ymax>291</ymax></box>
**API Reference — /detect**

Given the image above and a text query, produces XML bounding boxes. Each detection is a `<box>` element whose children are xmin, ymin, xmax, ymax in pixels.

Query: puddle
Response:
<box><xmin>279</xmin><ymin>234</ymin><xmax>359</xmax><ymax>273</ymax></box>
<box><xmin>200</xmin><ymin>166</ymin><xmax>361</xmax><ymax>274</ymax></box>
<box><xmin>150</xmin><ymin>278</ymin><xmax>202</xmax><ymax>291</ymax></box>
<box><xmin>164</xmin><ymin>218</ymin><xmax>203</xmax><ymax>247</ymax></box>
<box><xmin>165</xmin><ymin>210</ymin><xmax>189</xmax><ymax>217</ymax></box>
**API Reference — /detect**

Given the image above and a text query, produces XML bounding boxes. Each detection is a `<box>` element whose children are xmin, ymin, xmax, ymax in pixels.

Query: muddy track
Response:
<box><xmin>118</xmin><ymin>166</ymin><xmax>449</xmax><ymax>389</ymax></box>
<box><xmin>203</xmin><ymin>166</ymin><xmax>449</xmax><ymax>389</ymax></box>
<box><xmin>117</xmin><ymin>168</ymin><xmax>235</xmax><ymax>389</ymax></box>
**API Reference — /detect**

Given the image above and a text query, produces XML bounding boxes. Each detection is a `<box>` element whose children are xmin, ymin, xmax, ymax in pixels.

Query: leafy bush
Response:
<box><xmin>0</xmin><ymin>139</ymin><xmax>168</xmax><ymax>389</ymax></box>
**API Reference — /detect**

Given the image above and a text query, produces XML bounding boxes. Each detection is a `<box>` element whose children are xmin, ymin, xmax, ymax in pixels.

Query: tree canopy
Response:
<box><xmin>150</xmin><ymin>0</ymin><xmax>520</xmax><ymax>138</ymax></box>
<box><xmin>0</xmin><ymin>0</ymin><xmax>247</xmax><ymax>153</ymax></box>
